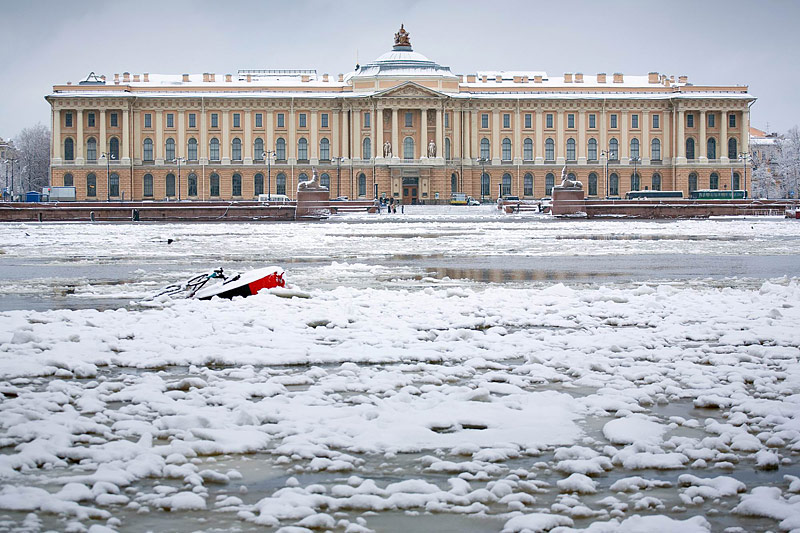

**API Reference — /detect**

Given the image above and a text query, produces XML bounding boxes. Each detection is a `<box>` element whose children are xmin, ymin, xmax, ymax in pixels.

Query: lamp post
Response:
<box><xmin>738</xmin><ymin>152</ymin><xmax>749</xmax><ymax>198</ymax></box>
<box><xmin>601</xmin><ymin>149</ymin><xmax>616</xmax><ymax>197</ymax></box>
<box><xmin>175</xmin><ymin>157</ymin><xmax>185</xmax><ymax>200</ymax></box>
<box><xmin>631</xmin><ymin>156</ymin><xmax>640</xmax><ymax>193</ymax></box>
<box><xmin>476</xmin><ymin>156</ymin><xmax>487</xmax><ymax>203</ymax></box>
<box><xmin>263</xmin><ymin>150</ymin><xmax>275</xmax><ymax>200</ymax></box>
<box><xmin>101</xmin><ymin>152</ymin><xmax>114</xmax><ymax>201</ymax></box>
<box><xmin>332</xmin><ymin>156</ymin><xmax>342</xmax><ymax>198</ymax></box>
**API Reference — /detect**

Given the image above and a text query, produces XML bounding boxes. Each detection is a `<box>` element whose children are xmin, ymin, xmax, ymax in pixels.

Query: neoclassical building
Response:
<box><xmin>47</xmin><ymin>25</ymin><xmax>754</xmax><ymax>202</ymax></box>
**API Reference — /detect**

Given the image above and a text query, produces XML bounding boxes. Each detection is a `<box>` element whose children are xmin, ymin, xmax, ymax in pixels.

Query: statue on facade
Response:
<box><xmin>383</xmin><ymin>141</ymin><xmax>392</xmax><ymax>158</ymax></box>
<box><xmin>557</xmin><ymin>164</ymin><xmax>583</xmax><ymax>189</ymax></box>
<box><xmin>298</xmin><ymin>167</ymin><xmax>322</xmax><ymax>190</ymax></box>
<box><xmin>428</xmin><ymin>140</ymin><xmax>436</xmax><ymax>158</ymax></box>
<box><xmin>394</xmin><ymin>24</ymin><xmax>411</xmax><ymax>47</ymax></box>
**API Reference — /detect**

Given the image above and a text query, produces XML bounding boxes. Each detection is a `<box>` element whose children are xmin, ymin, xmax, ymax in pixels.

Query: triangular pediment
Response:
<box><xmin>375</xmin><ymin>81</ymin><xmax>448</xmax><ymax>99</ymax></box>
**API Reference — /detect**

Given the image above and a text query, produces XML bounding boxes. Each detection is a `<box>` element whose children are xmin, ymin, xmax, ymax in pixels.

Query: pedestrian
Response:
<box><xmin>400</xmin><ymin>201</ymin><xmax>404</xmax><ymax>214</ymax></box>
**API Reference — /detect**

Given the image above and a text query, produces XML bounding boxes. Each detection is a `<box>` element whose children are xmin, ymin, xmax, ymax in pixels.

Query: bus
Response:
<box><xmin>689</xmin><ymin>190</ymin><xmax>747</xmax><ymax>200</ymax></box>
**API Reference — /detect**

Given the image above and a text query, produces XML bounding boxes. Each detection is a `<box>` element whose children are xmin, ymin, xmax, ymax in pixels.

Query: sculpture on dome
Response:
<box><xmin>428</xmin><ymin>140</ymin><xmax>436</xmax><ymax>158</ymax></box>
<box><xmin>383</xmin><ymin>141</ymin><xmax>392</xmax><ymax>158</ymax></box>
<box><xmin>394</xmin><ymin>24</ymin><xmax>411</xmax><ymax>47</ymax></box>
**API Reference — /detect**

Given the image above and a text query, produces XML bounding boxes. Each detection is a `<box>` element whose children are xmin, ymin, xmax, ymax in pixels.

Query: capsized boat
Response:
<box><xmin>153</xmin><ymin>267</ymin><xmax>286</xmax><ymax>300</ymax></box>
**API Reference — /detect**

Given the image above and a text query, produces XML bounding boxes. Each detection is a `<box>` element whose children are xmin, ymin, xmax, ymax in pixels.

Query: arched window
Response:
<box><xmin>87</xmin><ymin>138</ymin><xmax>97</xmax><ymax>161</ymax></box>
<box><xmin>404</xmin><ymin>137</ymin><xmax>415</xmax><ymax>160</ymax></box>
<box><xmin>109</xmin><ymin>173</ymin><xmax>120</xmax><ymax>197</ymax></box>
<box><xmin>588</xmin><ymin>172</ymin><xmax>598</xmax><ymax>196</ymax></box>
<box><xmin>609</xmin><ymin>138</ymin><xmax>619</xmax><ymax>160</ymax></box>
<box><xmin>297</xmin><ymin>138</ymin><xmax>308</xmax><ymax>160</ymax></box>
<box><xmin>652</xmin><ymin>173</ymin><xmax>662</xmax><ymax>191</ymax></box>
<box><xmin>232</xmin><ymin>173</ymin><xmax>242</xmax><ymax>196</ymax></box>
<box><xmin>232</xmin><ymin>138</ymin><xmax>242</xmax><ymax>161</ymax></box>
<box><xmin>276</xmin><ymin>138</ymin><xmax>286</xmax><ymax>160</ymax></box>
<box><xmin>566</xmin><ymin>138</ymin><xmax>576</xmax><ymax>161</ymax></box>
<box><xmin>165</xmin><ymin>138</ymin><xmax>176</xmax><ymax>161</ymax></box>
<box><xmin>143</xmin><ymin>174</ymin><xmax>154</xmax><ymax>197</ymax></box>
<box><xmin>502</xmin><ymin>138</ymin><xmax>512</xmax><ymax>161</ymax></box>
<box><xmin>210</xmin><ymin>173</ymin><xmax>220</xmax><ymax>197</ymax></box>
<box><xmin>545</xmin><ymin>138</ymin><xmax>555</xmax><ymax>161</ymax></box>
<box><xmin>651</xmin><ymin>139</ymin><xmax>661</xmax><ymax>160</ymax></box>
<box><xmin>361</xmin><ymin>137</ymin><xmax>370</xmax><ymax>160</ymax></box>
<box><xmin>254</xmin><ymin>173</ymin><xmax>264</xmax><ymax>196</ymax></box>
<box><xmin>254</xmin><ymin>138</ymin><xmax>264</xmax><ymax>161</ymax></box>
<box><xmin>166</xmin><ymin>173</ymin><xmax>176</xmax><ymax>197</ymax></box>
<box><xmin>63</xmin><ymin>173</ymin><xmax>74</xmax><ymax>187</ymax></box>
<box><xmin>86</xmin><ymin>173</ymin><xmax>96</xmax><ymax>197</ymax></box>
<box><xmin>588</xmin><ymin>138</ymin><xmax>598</xmax><ymax>161</ymax></box>
<box><xmin>481</xmin><ymin>172</ymin><xmax>490</xmax><ymax>197</ymax></box>
<box><xmin>630</xmin><ymin>138</ymin><xmax>640</xmax><ymax>160</ymax></box>
<box><xmin>209</xmin><ymin>138</ymin><xmax>220</xmax><ymax>161</ymax></box>
<box><xmin>64</xmin><ymin>138</ymin><xmax>74</xmax><ymax>161</ymax></box>
<box><xmin>707</xmin><ymin>138</ymin><xmax>716</xmax><ymax>160</ymax></box>
<box><xmin>451</xmin><ymin>172</ymin><xmax>458</xmax><ymax>193</ymax></box>
<box><xmin>358</xmin><ymin>173</ymin><xmax>367</xmax><ymax>197</ymax></box>
<box><xmin>710</xmin><ymin>172</ymin><xmax>719</xmax><ymax>189</ymax></box>
<box><xmin>320</xmin><ymin>173</ymin><xmax>330</xmax><ymax>189</ymax></box>
<box><xmin>686</xmin><ymin>138</ymin><xmax>695</xmax><ymax>160</ymax></box>
<box><xmin>143</xmin><ymin>138</ymin><xmax>154</xmax><ymax>161</ymax></box>
<box><xmin>276</xmin><ymin>173</ymin><xmax>286</xmax><ymax>195</ymax></box>
<box><xmin>523</xmin><ymin>138</ymin><xmax>533</xmax><ymax>161</ymax></box>
<box><xmin>524</xmin><ymin>173</ymin><xmax>533</xmax><ymax>197</ymax></box>
<box><xmin>501</xmin><ymin>173</ymin><xmax>512</xmax><ymax>196</ymax></box>
<box><xmin>109</xmin><ymin>137</ymin><xmax>120</xmax><ymax>160</ymax></box>
<box><xmin>688</xmin><ymin>172</ymin><xmax>698</xmax><ymax>192</ymax></box>
<box><xmin>728</xmin><ymin>138</ymin><xmax>737</xmax><ymax>160</ymax></box>
<box><xmin>188</xmin><ymin>138</ymin><xmax>198</xmax><ymax>161</ymax></box>
<box><xmin>320</xmin><ymin>138</ymin><xmax>331</xmax><ymax>160</ymax></box>
<box><xmin>298</xmin><ymin>173</ymin><xmax>309</xmax><ymax>183</ymax></box>
<box><xmin>480</xmin><ymin>138</ymin><xmax>490</xmax><ymax>160</ymax></box>
<box><xmin>545</xmin><ymin>173</ymin><xmax>555</xmax><ymax>196</ymax></box>
<box><xmin>609</xmin><ymin>173</ymin><xmax>619</xmax><ymax>196</ymax></box>
<box><xmin>445</xmin><ymin>138</ymin><xmax>451</xmax><ymax>160</ymax></box>
<box><xmin>733</xmin><ymin>172</ymin><xmax>741</xmax><ymax>190</ymax></box>
<box><xmin>188</xmin><ymin>174</ymin><xmax>197</xmax><ymax>197</ymax></box>
<box><xmin>631</xmin><ymin>172</ymin><xmax>640</xmax><ymax>191</ymax></box>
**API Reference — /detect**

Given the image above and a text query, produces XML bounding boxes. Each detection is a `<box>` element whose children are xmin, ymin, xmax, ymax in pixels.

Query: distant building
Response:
<box><xmin>46</xmin><ymin>25</ymin><xmax>754</xmax><ymax>202</ymax></box>
<box><xmin>0</xmin><ymin>137</ymin><xmax>15</xmax><ymax>161</ymax></box>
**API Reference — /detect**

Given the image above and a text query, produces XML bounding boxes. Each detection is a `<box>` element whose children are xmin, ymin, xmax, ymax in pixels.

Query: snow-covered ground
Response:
<box><xmin>0</xmin><ymin>212</ymin><xmax>799</xmax><ymax>532</ymax></box>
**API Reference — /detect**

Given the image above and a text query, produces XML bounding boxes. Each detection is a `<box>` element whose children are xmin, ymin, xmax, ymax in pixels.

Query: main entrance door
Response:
<box><xmin>402</xmin><ymin>177</ymin><xmax>419</xmax><ymax>205</ymax></box>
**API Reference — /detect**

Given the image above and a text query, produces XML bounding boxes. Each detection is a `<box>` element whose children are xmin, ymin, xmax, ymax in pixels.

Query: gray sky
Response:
<box><xmin>1</xmin><ymin>0</ymin><xmax>799</xmax><ymax>141</ymax></box>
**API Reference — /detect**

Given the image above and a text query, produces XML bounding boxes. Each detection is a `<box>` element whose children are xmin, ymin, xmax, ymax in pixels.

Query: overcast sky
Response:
<box><xmin>1</xmin><ymin>0</ymin><xmax>799</xmax><ymax>141</ymax></box>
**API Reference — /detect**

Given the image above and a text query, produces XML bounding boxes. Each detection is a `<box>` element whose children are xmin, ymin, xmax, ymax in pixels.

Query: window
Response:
<box><xmin>481</xmin><ymin>114</ymin><xmax>489</xmax><ymax>128</ymax></box>
<box><xmin>166</xmin><ymin>113</ymin><xmax>174</xmax><ymax>128</ymax></box>
<box><xmin>362</xmin><ymin>137</ymin><xmax>371</xmax><ymax>159</ymax></box>
<box><xmin>299</xmin><ymin>173</ymin><xmax>308</xmax><ymax>183</ymax></box>
<box><xmin>363</xmin><ymin>112</ymin><xmax>370</xmax><ymax>128</ymax></box>
<box><xmin>297</xmin><ymin>138</ymin><xmax>308</xmax><ymax>160</ymax></box>
<box><xmin>86</xmin><ymin>173</ymin><xmax>96</xmax><ymax>197</ymax></box>
<box><xmin>567</xmin><ymin>114</ymin><xmax>575</xmax><ymax>129</ymax></box>
<box><xmin>523</xmin><ymin>138</ymin><xmax>533</xmax><ymax>160</ymax></box>
<box><xmin>406</xmin><ymin>112</ymin><xmax>414</xmax><ymax>127</ymax></box>
<box><xmin>545</xmin><ymin>138</ymin><xmax>555</xmax><ymax>161</ymax></box>
<box><xmin>209</xmin><ymin>138</ymin><xmax>220</xmax><ymax>161</ymax></box>
<box><xmin>165</xmin><ymin>138</ymin><xmax>175</xmax><ymax>161</ymax></box>
<box><xmin>502</xmin><ymin>138</ymin><xmax>512</xmax><ymax>160</ymax></box>
<box><xmin>299</xmin><ymin>114</ymin><xmax>307</xmax><ymax>128</ymax></box>
<box><xmin>255</xmin><ymin>113</ymin><xmax>263</xmax><ymax>128</ymax></box>
<box><xmin>210</xmin><ymin>173</ymin><xmax>220</xmax><ymax>197</ymax></box>
<box><xmin>589</xmin><ymin>114</ymin><xmax>596</xmax><ymax>129</ymax></box>
<box><xmin>733</xmin><ymin>172</ymin><xmax>741</xmax><ymax>190</ymax></box>
<box><xmin>444</xmin><ymin>113</ymin><xmax>450</xmax><ymax>128</ymax></box>
<box><xmin>321</xmin><ymin>113</ymin><xmax>329</xmax><ymax>128</ymax></box>
<box><xmin>588</xmin><ymin>138</ymin><xmax>598</xmax><ymax>161</ymax></box>
<box><xmin>88</xmin><ymin>112</ymin><xmax>95</xmax><ymax>127</ymax></box>
<box><xmin>688</xmin><ymin>172</ymin><xmax>698</xmax><ymax>192</ymax></box>
<box><xmin>610</xmin><ymin>114</ymin><xmax>618</xmax><ymax>128</ymax></box>
<box><xmin>728</xmin><ymin>138</ymin><xmax>737</xmax><ymax>160</ymax></box>
<box><xmin>686</xmin><ymin>138</ymin><xmax>695</xmax><ymax>160</ymax></box>
<box><xmin>481</xmin><ymin>172</ymin><xmax>490</xmax><ymax>197</ymax></box>
<box><xmin>588</xmin><ymin>172</ymin><xmax>598</xmax><ymax>196</ymax></box>
<box><xmin>708</xmin><ymin>113</ymin><xmax>715</xmax><ymax>128</ymax></box>
<box><xmin>63</xmin><ymin>173</ymin><xmax>73</xmax><ymax>187</ymax></box>
<box><xmin>188</xmin><ymin>138</ymin><xmax>198</xmax><ymax>160</ymax></box>
<box><xmin>609</xmin><ymin>138</ymin><xmax>619</xmax><ymax>160</ymax></box>
<box><xmin>566</xmin><ymin>138</ymin><xmax>576</xmax><ymax>161</ymax></box>
<box><xmin>652</xmin><ymin>114</ymin><xmax>660</xmax><ymax>129</ymax></box>
<box><xmin>445</xmin><ymin>138</ymin><xmax>451</xmax><ymax>160</ymax></box>
<box><xmin>276</xmin><ymin>138</ymin><xmax>286</xmax><ymax>160</ymax></box>
<box><xmin>630</xmin><ymin>138</ymin><xmax>640</xmax><ymax>159</ymax></box>
<box><xmin>709</xmin><ymin>172</ymin><xmax>719</xmax><ymax>189</ymax></box>
<box><xmin>144</xmin><ymin>113</ymin><xmax>152</xmax><ymax>128</ymax></box>
<box><xmin>707</xmin><ymin>138</ymin><xmax>716</xmax><ymax>160</ymax></box>
<box><xmin>232</xmin><ymin>138</ymin><xmax>242</xmax><ymax>160</ymax></box>
<box><xmin>524</xmin><ymin>173</ymin><xmax>533</xmax><ymax>197</ymax></box>
<box><xmin>525</xmin><ymin>113</ymin><xmax>532</xmax><ymax>128</ymax></box>
<box><xmin>320</xmin><ymin>137</ymin><xmax>330</xmax><ymax>160</ymax></box>
<box><xmin>451</xmin><ymin>172</ymin><xmax>458</xmax><ymax>193</ymax></box>
<box><xmin>233</xmin><ymin>113</ymin><xmax>241</xmax><ymax>128</ymax></box>
<box><xmin>546</xmin><ymin>114</ymin><xmax>554</xmax><ymax>128</ymax></box>
<box><xmin>501</xmin><ymin>173</ymin><xmax>512</xmax><ymax>197</ymax></box>
<box><xmin>687</xmin><ymin>114</ymin><xmax>694</xmax><ymax>128</ymax></box>
<box><xmin>211</xmin><ymin>113</ymin><xmax>219</xmax><ymax>128</ymax></box>
<box><xmin>480</xmin><ymin>138</ymin><xmax>490</xmax><ymax>159</ymax></box>
<box><xmin>631</xmin><ymin>172</ymin><xmax>640</xmax><ymax>191</ymax></box>
<box><xmin>652</xmin><ymin>173</ymin><xmax>661</xmax><ymax>191</ymax></box>
<box><xmin>631</xmin><ymin>114</ymin><xmax>639</xmax><ymax>129</ymax></box>
<box><xmin>166</xmin><ymin>173</ymin><xmax>175</xmax><ymax>197</ymax></box>
<box><xmin>320</xmin><ymin>173</ymin><xmax>330</xmax><ymax>189</ymax></box>
<box><xmin>254</xmin><ymin>174</ymin><xmax>264</xmax><ymax>196</ymax></box>
<box><xmin>109</xmin><ymin>173</ymin><xmax>119</xmax><ymax>197</ymax></box>
<box><xmin>403</xmin><ymin>137</ymin><xmax>415</xmax><ymax>160</ymax></box>
<box><xmin>609</xmin><ymin>173</ymin><xmax>619</xmax><ymax>196</ymax></box>
<box><xmin>254</xmin><ymin>138</ymin><xmax>264</xmax><ymax>160</ymax></box>
<box><xmin>358</xmin><ymin>173</ymin><xmax>367</xmax><ymax>197</ymax></box>
<box><xmin>503</xmin><ymin>114</ymin><xmax>511</xmax><ymax>128</ymax></box>
<box><xmin>651</xmin><ymin>139</ymin><xmax>661</xmax><ymax>160</ymax></box>
<box><xmin>87</xmin><ymin>138</ymin><xmax>97</xmax><ymax>161</ymax></box>
<box><xmin>277</xmin><ymin>113</ymin><xmax>285</xmax><ymax>128</ymax></box>
<box><xmin>232</xmin><ymin>173</ymin><xmax>242</xmax><ymax>196</ymax></box>
<box><xmin>143</xmin><ymin>138</ymin><xmax>154</xmax><ymax>161</ymax></box>
<box><xmin>110</xmin><ymin>113</ymin><xmax>118</xmax><ymax>127</ymax></box>
<box><xmin>135</xmin><ymin>175</ymin><xmax>153</xmax><ymax>201</ymax></box>
<box><xmin>729</xmin><ymin>113</ymin><xmax>736</xmax><ymax>128</ymax></box>
<box><xmin>545</xmin><ymin>173</ymin><xmax>555</xmax><ymax>196</ymax></box>
<box><xmin>109</xmin><ymin>138</ymin><xmax>120</xmax><ymax>160</ymax></box>
<box><xmin>64</xmin><ymin>112</ymin><xmax>74</xmax><ymax>128</ymax></box>
<box><xmin>188</xmin><ymin>173</ymin><xmax>197</xmax><ymax>196</ymax></box>
<box><xmin>188</xmin><ymin>113</ymin><xmax>196</xmax><ymax>128</ymax></box>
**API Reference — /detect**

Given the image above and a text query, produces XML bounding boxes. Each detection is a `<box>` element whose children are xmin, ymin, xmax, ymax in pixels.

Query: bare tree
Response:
<box><xmin>15</xmin><ymin>123</ymin><xmax>51</xmax><ymax>194</ymax></box>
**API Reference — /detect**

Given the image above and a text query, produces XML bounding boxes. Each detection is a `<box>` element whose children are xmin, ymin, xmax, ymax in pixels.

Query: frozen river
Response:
<box><xmin>0</xmin><ymin>207</ymin><xmax>799</xmax><ymax>532</ymax></box>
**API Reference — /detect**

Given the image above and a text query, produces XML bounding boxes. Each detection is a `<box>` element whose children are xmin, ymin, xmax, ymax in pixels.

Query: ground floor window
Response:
<box><xmin>588</xmin><ymin>173</ymin><xmax>598</xmax><ymax>196</ymax></box>
<box><xmin>358</xmin><ymin>173</ymin><xmax>367</xmax><ymax>197</ymax></box>
<box><xmin>481</xmin><ymin>172</ymin><xmax>490</xmax><ymax>197</ymax></box>
<box><xmin>254</xmin><ymin>174</ymin><xmax>264</xmax><ymax>196</ymax></box>
<box><xmin>210</xmin><ymin>173</ymin><xmax>220</xmax><ymax>197</ymax></box>
<box><xmin>545</xmin><ymin>173</ymin><xmax>555</xmax><ymax>196</ymax></box>
<box><xmin>501</xmin><ymin>173</ymin><xmax>511</xmax><ymax>197</ymax></box>
<box><xmin>109</xmin><ymin>173</ymin><xmax>120</xmax><ymax>197</ymax></box>
<box><xmin>188</xmin><ymin>174</ymin><xmax>197</xmax><ymax>197</ymax></box>
<box><xmin>143</xmin><ymin>174</ymin><xmax>154</xmax><ymax>197</ymax></box>
<box><xmin>688</xmin><ymin>173</ymin><xmax>698</xmax><ymax>192</ymax></box>
<box><xmin>652</xmin><ymin>173</ymin><xmax>661</xmax><ymax>191</ymax></box>
<box><xmin>609</xmin><ymin>173</ymin><xmax>619</xmax><ymax>196</ymax></box>
<box><xmin>524</xmin><ymin>173</ymin><xmax>533</xmax><ymax>196</ymax></box>
<box><xmin>709</xmin><ymin>172</ymin><xmax>719</xmax><ymax>189</ymax></box>
<box><xmin>86</xmin><ymin>173</ymin><xmax>96</xmax><ymax>197</ymax></box>
<box><xmin>166</xmin><ymin>173</ymin><xmax>175</xmax><ymax>197</ymax></box>
<box><xmin>276</xmin><ymin>173</ymin><xmax>286</xmax><ymax>196</ymax></box>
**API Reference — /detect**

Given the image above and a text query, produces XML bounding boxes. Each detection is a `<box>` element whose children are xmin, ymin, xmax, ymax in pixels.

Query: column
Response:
<box><xmin>599</xmin><ymin>109</ymin><xmax>607</xmax><ymax>160</ymax></box>
<box><xmin>663</xmin><ymin>108</ymin><xmax>671</xmax><ymax>163</ymax></box>
<box><xmin>122</xmin><ymin>109</ymin><xmax>131</xmax><ymax>162</ymax></box>
<box><xmin>620</xmin><ymin>110</ymin><xmax>628</xmax><ymax>162</ymax></box>
<box><xmin>310</xmin><ymin>111</ymin><xmax>319</xmax><ymax>163</ymax></box>
<box><xmin>376</xmin><ymin>108</ymin><xmax>384</xmax><ymax>160</ymax></box>
<box><xmin>370</xmin><ymin>106</ymin><xmax>376</xmax><ymax>161</ymax></box>
<box><xmin>642</xmin><ymin>110</ymin><xmax>650</xmax><ymax>164</ymax></box>
<box><xmin>351</xmin><ymin>109</ymin><xmax>360</xmax><ymax>160</ymax></box>
<box><xmin>740</xmin><ymin>109</ymin><xmax>749</xmax><ymax>157</ymax></box>
<box><xmin>76</xmin><ymin>109</ymin><xmax>85</xmax><ymax>163</ymax></box>
<box><xmin>471</xmin><ymin>109</ymin><xmax>478</xmax><ymax>160</ymax></box>
<box><xmin>244</xmin><ymin>111</ymin><xmax>253</xmax><ymax>163</ymax></box>
<box><xmin>221</xmin><ymin>112</ymin><xmax>230</xmax><ymax>163</ymax></box>
<box><xmin>155</xmin><ymin>111</ymin><xmax>164</xmax><ymax>163</ymax></box>
<box><xmin>453</xmin><ymin>107</ymin><xmax>462</xmax><ymax>159</ymax></box>
<box><xmin>420</xmin><ymin>107</ymin><xmax>428</xmax><ymax>159</ymax></box>
<box><xmin>577</xmin><ymin>110</ymin><xmax>586</xmax><ymax>164</ymax></box>
<box><xmin>391</xmin><ymin>108</ymin><xmax>399</xmax><ymax>159</ymax></box>
<box><xmin>288</xmin><ymin>107</ymin><xmax>296</xmax><ymax>163</ymax></box>
<box><xmin>556</xmin><ymin>109</ymin><xmax>564</xmax><ymax>164</ymax></box>
<box><xmin>99</xmin><ymin>110</ymin><xmax>107</xmax><ymax>160</ymax></box>
<box><xmin>435</xmin><ymin>107</ymin><xmax>444</xmax><ymax>162</ymax></box>
<box><xmin>178</xmin><ymin>111</ymin><xmax>185</xmax><ymax>159</ymax></box>
<box><xmin>199</xmin><ymin>109</ymin><xmax>207</xmax><ymax>162</ymax></box>
<box><xmin>535</xmin><ymin>108</ymin><xmax>543</xmax><ymax>163</ymax></box>
<box><xmin>53</xmin><ymin>108</ymin><xmax>62</xmax><ymax>161</ymax></box>
<box><xmin>513</xmin><ymin>107</ymin><xmax>522</xmax><ymax>164</ymax></box>
<box><xmin>331</xmin><ymin>108</ymin><xmax>339</xmax><ymax>158</ymax></box>
<box><xmin>720</xmin><ymin>108</ymin><xmax>728</xmax><ymax>163</ymax></box>
<box><xmin>699</xmin><ymin>110</ymin><xmax>707</xmax><ymax>161</ymax></box>
<box><xmin>677</xmin><ymin>109</ymin><xmax>686</xmax><ymax>161</ymax></box>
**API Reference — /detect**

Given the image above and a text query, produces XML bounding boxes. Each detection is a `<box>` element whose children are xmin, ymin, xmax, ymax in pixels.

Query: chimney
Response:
<box><xmin>225</xmin><ymin>74</ymin><xmax>232</xmax><ymax>82</ymax></box>
<box><xmin>613</xmin><ymin>72</ymin><xmax>624</xmax><ymax>83</ymax></box>
<box><xmin>122</xmin><ymin>72</ymin><xmax>130</xmax><ymax>83</ymax></box>
<box><xmin>182</xmin><ymin>73</ymin><xmax>190</xmax><ymax>82</ymax></box>
<box><xmin>323</xmin><ymin>73</ymin><xmax>329</xmax><ymax>82</ymax></box>
<box><xmin>495</xmin><ymin>74</ymin><xmax>502</xmax><ymax>82</ymax></box>
<box><xmin>513</xmin><ymin>76</ymin><xmax>522</xmax><ymax>83</ymax></box>
<box><xmin>100</xmin><ymin>75</ymin><xmax>106</xmax><ymax>82</ymax></box>
<box><xmin>133</xmin><ymin>74</ymin><xmax>140</xmax><ymax>82</ymax></box>
<box><xmin>143</xmin><ymin>73</ymin><xmax>149</xmax><ymax>82</ymax></box>
<box><xmin>648</xmin><ymin>72</ymin><xmax>658</xmax><ymax>84</ymax></box>
<box><xmin>597</xmin><ymin>73</ymin><xmax>607</xmax><ymax>83</ymax></box>
<box><xmin>575</xmin><ymin>73</ymin><xmax>584</xmax><ymax>83</ymax></box>
<box><xmin>670</xmin><ymin>75</ymin><xmax>675</xmax><ymax>83</ymax></box>
<box><xmin>246</xmin><ymin>74</ymin><xmax>252</xmax><ymax>82</ymax></box>
<box><xmin>522</xmin><ymin>75</ymin><xmax>529</xmax><ymax>83</ymax></box>
<box><xmin>564</xmin><ymin>73</ymin><xmax>573</xmax><ymax>83</ymax></box>
<box><xmin>301</xmin><ymin>75</ymin><xmax>310</xmax><ymax>82</ymax></box>
<box><xmin>534</xmin><ymin>75</ymin><xmax>543</xmax><ymax>83</ymax></box>
<box><xmin>678</xmin><ymin>75</ymin><xmax>688</xmax><ymax>84</ymax></box>
<box><xmin>114</xmin><ymin>73</ymin><xmax>120</xmax><ymax>84</ymax></box>
<box><xmin>338</xmin><ymin>73</ymin><xmax>344</xmax><ymax>82</ymax></box>
<box><xmin>481</xmin><ymin>75</ymin><xmax>488</xmax><ymax>83</ymax></box>
<box><xmin>209</xmin><ymin>73</ymin><xmax>216</xmax><ymax>82</ymax></box>
<box><xmin>67</xmin><ymin>81</ymin><xmax>72</xmax><ymax>85</ymax></box>
<box><xmin>467</xmin><ymin>74</ymin><xmax>476</xmax><ymax>83</ymax></box>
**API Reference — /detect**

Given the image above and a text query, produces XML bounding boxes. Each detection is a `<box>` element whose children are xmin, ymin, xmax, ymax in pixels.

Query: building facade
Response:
<box><xmin>46</xmin><ymin>26</ymin><xmax>755</xmax><ymax>202</ymax></box>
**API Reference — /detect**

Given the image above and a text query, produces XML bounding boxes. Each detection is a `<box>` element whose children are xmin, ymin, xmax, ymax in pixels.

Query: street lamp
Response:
<box><xmin>101</xmin><ymin>152</ymin><xmax>114</xmax><ymax>201</ymax></box>
<box><xmin>331</xmin><ymin>156</ymin><xmax>342</xmax><ymax>198</ymax></box>
<box><xmin>738</xmin><ymin>152</ymin><xmax>750</xmax><ymax>199</ymax></box>
<box><xmin>476</xmin><ymin>156</ymin><xmax>488</xmax><ymax>202</ymax></box>
<box><xmin>175</xmin><ymin>157</ymin><xmax>185</xmax><ymax>200</ymax></box>
<box><xmin>601</xmin><ymin>149</ymin><xmax>616</xmax><ymax>198</ymax></box>
<box><xmin>263</xmin><ymin>150</ymin><xmax>275</xmax><ymax>200</ymax></box>
<box><xmin>631</xmin><ymin>156</ymin><xmax>640</xmax><ymax>193</ymax></box>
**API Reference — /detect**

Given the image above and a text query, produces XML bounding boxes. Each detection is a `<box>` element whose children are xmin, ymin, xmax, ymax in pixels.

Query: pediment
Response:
<box><xmin>375</xmin><ymin>82</ymin><xmax>448</xmax><ymax>99</ymax></box>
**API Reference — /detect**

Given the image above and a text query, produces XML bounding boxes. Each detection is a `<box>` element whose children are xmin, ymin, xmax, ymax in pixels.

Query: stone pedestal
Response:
<box><xmin>551</xmin><ymin>187</ymin><xmax>586</xmax><ymax>216</ymax></box>
<box><xmin>296</xmin><ymin>188</ymin><xmax>330</xmax><ymax>219</ymax></box>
